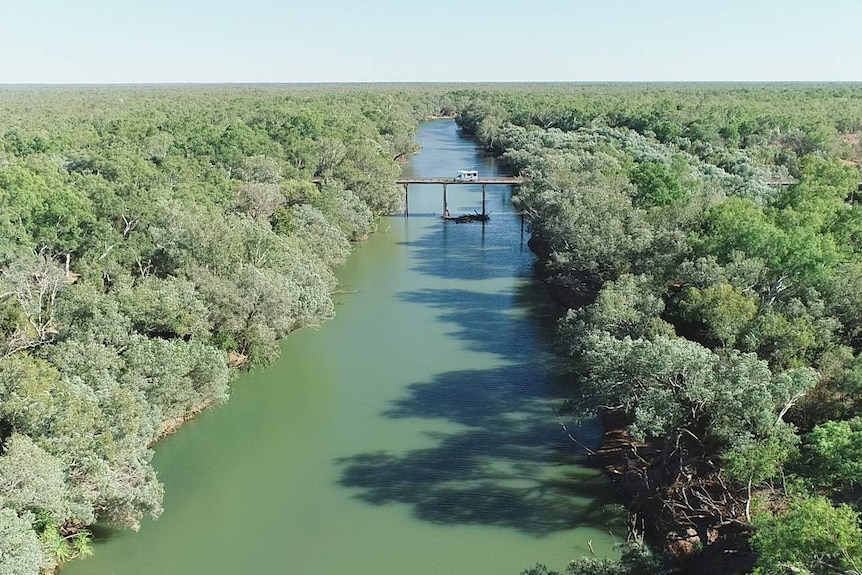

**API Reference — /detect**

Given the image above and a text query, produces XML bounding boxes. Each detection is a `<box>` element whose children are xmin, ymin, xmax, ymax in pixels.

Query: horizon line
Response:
<box><xmin>3</xmin><ymin>80</ymin><xmax>862</xmax><ymax>87</ymax></box>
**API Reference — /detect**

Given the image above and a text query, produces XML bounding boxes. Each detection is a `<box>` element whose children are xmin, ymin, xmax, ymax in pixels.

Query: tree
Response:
<box><xmin>235</xmin><ymin>182</ymin><xmax>285</xmax><ymax>221</ymax></box>
<box><xmin>528</xmin><ymin>182</ymin><xmax>653</xmax><ymax>284</ymax></box>
<box><xmin>577</xmin><ymin>334</ymin><xmax>815</xmax><ymax>535</ymax></box>
<box><xmin>0</xmin><ymin>434</ymin><xmax>70</xmax><ymax>523</ymax></box>
<box><xmin>313</xmin><ymin>181</ymin><xmax>374</xmax><ymax>240</ymax></box>
<box><xmin>802</xmin><ymin>417</ymin><xmax>862</xmax><ymax>492</ymax></box>
<box><xmin>778</xmin><ymin>156</ymin><xmax>858</xmax><ymax>222</ymax></box>
<box><xmin>0</xmin><ymin>353</ymin><xmax>63</xmax><ymax>440</ymax></box>
<box><xmin>676</xmin><ymin>283</ymin><xmax>758</xmax><ymax>347</ymax></box>
<box><xmin>521</xmin><ymin>543</ymin><xmax>670</xmax><ymax>575</ymax></box>
<box><xmin>122</xmin><ymin>337</ymin><xmax>229</xmax><ymax>420</ymax></box>
<box><xmin>0</xmin><ymin>509</ymin><xmax>45</xmax><ymax>575</ymax></box>
<box><xmin>0</xmin><ymin>253</ymin><xmax>66</xmax><ymax>359</ymax></box>
<box><xmin>751</xmin><ymin>497</ymin><xmax>862</xmax><ymax>575</ymax></box>
<box><xmin>558</xmin><ymin>273</ymin><xmax>672</xmax><ymax>357</ymax></box>
<box><xmin>114</xmin><ymin>275</ymin><xmax>210</xmax><ymax>340</ymax></box>
<box><xmin>629</xmin><ymin>161</ymin><xmax>687</xmax><ymax>208</ymax></box>
<box><xmin>236</xmin><ymin>155</ymin><xmax>281</xmax><ymax>184</ymax></box>
<box><xmin>285</xmin><ymin>205</ymin><xmax>351</xmax><ymax>268</ymax></box>
<box><xmin>0</xmin><ymin>165</ymin><xmax>95</xmax><ymax>253</ymax></box>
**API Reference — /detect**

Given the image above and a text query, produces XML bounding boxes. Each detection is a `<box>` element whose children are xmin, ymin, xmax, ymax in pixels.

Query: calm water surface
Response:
<box><xmin>64</xmin><ymin>120</ymin><xmax>621</xmax><ymax>575</ymax></box>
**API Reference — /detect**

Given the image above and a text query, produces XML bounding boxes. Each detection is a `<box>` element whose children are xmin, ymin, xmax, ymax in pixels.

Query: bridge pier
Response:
<box><xmin>443</xmin><ymin>183</ymin><xmax>448</xmax><ymax>216</ymax></box>
<box><xmin>482</xmin><ymin>184</ymin><xmax>487</xmax><ymax>217</ymax></box>
<box><xmin>403</xmin><ymin>183</ymin><xmax>409</xmax><ymax>217</ymax></box>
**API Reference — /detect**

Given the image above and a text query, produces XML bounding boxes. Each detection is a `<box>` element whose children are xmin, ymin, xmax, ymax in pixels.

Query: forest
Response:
<box><xmin>0</xmin><ymin>86</ymin><xmax>446</xmax><ymax>574</ymax></box>
<box><xmin>454</xmin><ymin>84</ymin><xmax>862</xmax><ymax>575</ymax></box>
<box><xmin>2</xmin><ymin>84</ymin><xmax>862</xmax><ymax>575</ymax></box>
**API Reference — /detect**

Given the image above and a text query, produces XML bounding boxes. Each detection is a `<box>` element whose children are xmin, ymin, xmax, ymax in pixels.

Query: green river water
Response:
<box><xmin>63</xmin><ymin>120</ymin><xmax>621</xmax><ymax>575</ymax></box>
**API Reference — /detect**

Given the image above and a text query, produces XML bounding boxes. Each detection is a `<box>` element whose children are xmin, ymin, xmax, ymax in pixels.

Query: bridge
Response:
<box><xmin>395</xmin><ymin>177</ymin><xmax>526</xmax><ymax>217</ymax></box>
<box><xmin>312</xmin><ymin>176</ymin><xmax>526</xmax><ymax>217</ymax></box>
<box><xmin>394</xmin><ymin>177</ymin><xmax>526</xmax><ymax>185</ymax></box>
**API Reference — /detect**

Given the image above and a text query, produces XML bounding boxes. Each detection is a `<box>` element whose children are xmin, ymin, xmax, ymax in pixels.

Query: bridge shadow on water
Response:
<box><xmin>337</xmin><ymin>250</ymin><xmax>623</xmax><ymax>536</ymax></box>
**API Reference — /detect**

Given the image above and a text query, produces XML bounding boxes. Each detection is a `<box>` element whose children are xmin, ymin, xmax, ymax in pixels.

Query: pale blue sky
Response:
<box><xmin>1</xmin><ymin>0</ymin><xmax>860</xmax><ymax>83</ymax></box>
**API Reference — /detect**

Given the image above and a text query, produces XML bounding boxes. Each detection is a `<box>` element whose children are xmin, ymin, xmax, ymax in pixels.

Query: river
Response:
<box><xmin>63</xmin><ymin>119</ymin><xmax>621</xmax><ymax>575</ymax></box>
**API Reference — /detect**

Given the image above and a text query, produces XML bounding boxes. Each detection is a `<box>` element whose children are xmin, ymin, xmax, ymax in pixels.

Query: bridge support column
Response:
<box><xmin>482</xmin><ymin>184</ymin><xmax>487</xmax><ymax>216</ymax></box>
<box><xmin>442</xmin><ymin>183</ymin><xmax>448</xmax><ymax>217</ymax></box>
<box><xmin>403</xmin><ymin>184</ymin><xmax>409</xmax><ymax>217</ymax></box>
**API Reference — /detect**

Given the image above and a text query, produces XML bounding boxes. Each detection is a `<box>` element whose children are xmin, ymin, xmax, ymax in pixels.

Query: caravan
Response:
<box><xmin>455</xmin><ymin>170</ymin><xmax>479</xmax><ymax>181</ymax></box>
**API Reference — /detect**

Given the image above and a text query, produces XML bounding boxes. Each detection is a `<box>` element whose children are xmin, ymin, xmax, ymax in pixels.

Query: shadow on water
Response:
<box><xmin>338</xmin><ymin>279</ymin><xmax>621</xmax><ymax>537</ymax></box>
<box><xmin>336</xmin><ymin>419</ymin><xmax>618</xmax><ymax>536</ymax></box>
<box><xmin>338</xmin><ymin>119</ymin><xmax>620</xmax><ymax>540</ymax></box>
<box><xmin>396</xmin><ymin>286</ymin><xmax>561</xmax><ymax>363</ymax></box>
<box><xmin>87</xmin><ymin>524</ymin><xmax>122</xmax><ymax>543</ymax></box>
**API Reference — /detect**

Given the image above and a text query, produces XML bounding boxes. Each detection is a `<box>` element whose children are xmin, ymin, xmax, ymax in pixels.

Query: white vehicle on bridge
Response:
<box><xmin>455</xmin><ymin>170</ymin><xmax>479</xmax><ymax>181</ymax></box>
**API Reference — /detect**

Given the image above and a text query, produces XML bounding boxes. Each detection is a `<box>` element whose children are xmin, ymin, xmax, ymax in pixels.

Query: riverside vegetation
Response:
<box><xmin>0</xmin><ymin>86</ymin><xmax>443</xmax><ymax>574</ymax></box>
<box><xmin>1</xmin><ymin>84</ymin><xmax>862</xmax><ymax>575</ymax></box>
<box><xmin>455</xmin><ymin>84</ymin><xmax>862</xmax><ymax>575</ymax></box>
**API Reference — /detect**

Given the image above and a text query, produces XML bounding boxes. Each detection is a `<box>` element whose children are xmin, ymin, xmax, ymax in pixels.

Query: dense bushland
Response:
<box><xmin>0</xmin><ymin>86</ymin><xmax>437</xmax><ymax>574</ymax></box>
<box><xmin>4</xmin><ymin>83</ymin><xmax>860</xmax><ymax>575</ymax></box>
<box><xmin>454</xmin><ymin>85</ymin><xmax>862</xmax><ymax>575</ymax></box>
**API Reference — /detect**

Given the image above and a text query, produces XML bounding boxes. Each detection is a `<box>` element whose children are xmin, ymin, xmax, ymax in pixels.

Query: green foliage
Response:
<box><xmin>0</xmin><ymin>353</ymin><xmax>63</xmax><ymax>437</ymax></box>
<box><xmin>313</xmin><ymin>181</ymin><xmax>375</xmax><ymax>240</ymax></box>
<box><xmin>0</xmin><ymin>164</ymin><xmax>95</xmax><ymax>252</ymax></box>
<box><xmin>454</xmin><ymin>85</ymin><xmax>862</xmax><ymax>569</ymax></box>
<box><xmin>699</xmin><ymin>199</ymin><xmax>783</xmax><ymax>268</ymax></box>
<box><xmin>740</xmin><ymin>306</ymin><xmax>831</xmax><ymax>369</ymax></box>
<box><xmin>724</xmin><ymin>431</ymin><xmax>800</xmax><ymax>486</ymax></box>
<box><xmin>526</xmin><ymin>181</ymin><xmax>652</xmax><ymax>283</ymax></box>
<box><xmin>287</xmin><ymin>204</ymin><xmax>352</xmax><ymax>268</ymax></box>
<box><xmin>115</xmin><ymin>276</ymin><xmax>210</xmax><ymax>339</ymax></box>
<box><xmin>751</xmin><ymin>496</ymin><xmax>862</xmax><ymax>575</ymax></box>
<box><xmin>581</xmin><ymin>335</ymin><xmax>815</xmax><ymax>461</ymax></box>
<box><xmin>122</xmin><ymin>337</ymin><xmax>230</xmax><ymax>420</ymax></box>
<box><xmin>235</xmin><ymin>182</ymin><xmax>286</xmax><ymax>221</ymax></box>
<box><xmin>629</xmin><ymin>161</ymin><xmax>687</xmax><ymax>208</ymax></box>
<box><xmin>558</xmin><ymin>274</ymin><xmax>673</xmax><ymax>355</ymax></box>
<box><xmin>33</xmin><ymin>511</ymin><xmax>93</xmax><ymax>564</ymax></box>
<box><xmin>521</xmin><ymin>543</ymin><xmax>669</xmax><ymax>575</ymax></box>
<box><xmin>778</xmin><ymin>156</ymin><xmax>859</xmax><ymax>220</ymax></box>
<box><xmin>0</xmin><ymin>253</ymin><xmax>68</xmax><ymax>357</ymax></box>
<box><xmin>0</xmin><ymin>85</ymin><xmax>425</xmax><ymax>565</ymax></box>
<box><xmin>0</xmin><ymin>509</ymin><xmax>46</xmax><ymax>575</ymax></box>
<box><xmin>677</xmin><ymin>282</ymin><xmax>758</xmax><ymax>347</ymax></box>
<box><xmin>0</xmin><ymin>435</ymin><xmax>70</xmax><ymax>523</ymax></box>
<box><xmin>802</xmin><ymin>417</ymin><xmax>862</xmax><ymax>492</ymax></box>
<box><xmin>825</xmin><ymin>262</ymin><xmax>862</xmax><ymax>346</ymax></box>
<box><xmin>210</xmin><ymin>331</ymin><xmax>239</xmax><ymax>352</ymax></box>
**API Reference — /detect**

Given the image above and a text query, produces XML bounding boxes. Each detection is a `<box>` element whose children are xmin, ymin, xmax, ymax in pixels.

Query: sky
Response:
<box><xmin>1</xmin><ymin>0</ymin><xmax>860</xmax><ymax>83</ymax></box>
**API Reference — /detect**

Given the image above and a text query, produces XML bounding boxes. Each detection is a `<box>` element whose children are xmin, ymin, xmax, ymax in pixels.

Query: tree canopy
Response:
<box><xmin>453</xmin><ymin>83</ymin><xmax>862</xmax><ymax>574</ymax></box>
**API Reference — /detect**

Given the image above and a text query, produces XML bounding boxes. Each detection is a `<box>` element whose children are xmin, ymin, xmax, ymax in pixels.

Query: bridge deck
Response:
<box><xmin>395</xmin><ymin>177</ymin><xmax>525</xmax><ymax>185</ymax></box>
<box><xmin>311</xmin><ymin>176</ymin><xmax>525</xmax><ymax>185</ymax></box>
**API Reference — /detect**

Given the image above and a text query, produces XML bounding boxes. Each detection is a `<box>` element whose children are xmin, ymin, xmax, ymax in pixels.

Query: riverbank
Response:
<box><xmin>525</xmin><ymin>224</ymin><xmax>757</xmax><ymax>575</ymax></box>
<box><xmin>455</xmin><ymin>85</ymin><xmax>862</xmax><ymax>575</ymax></box>
<box><xmin>0</xmin><ymin>86</ymin><xmax>432</xmax><ymax>575</ymax></box>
